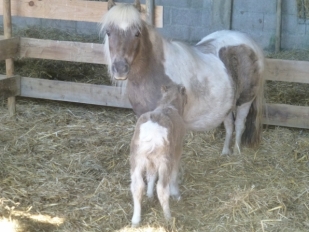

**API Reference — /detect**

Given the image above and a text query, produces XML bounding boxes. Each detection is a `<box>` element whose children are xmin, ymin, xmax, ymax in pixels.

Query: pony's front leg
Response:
<box><xmin>131</xmin><ymin>169</ymin><xmax>145</xmax><ymax>227</ymax></box>
<box><xmin>222</xmin><ymin>112</ymin><xmax>234</xmax><ymax>155</ymax></box>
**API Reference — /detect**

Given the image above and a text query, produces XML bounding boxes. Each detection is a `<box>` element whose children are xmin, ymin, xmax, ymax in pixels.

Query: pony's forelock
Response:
<box><xmin>100</xmin><ymin>4</ymin><xmax>138</xmax><ymax>95</ymax></box>
<box><xmin>100</xmin><ymin>4</ymin><xmax>142</xmax><ymax>32</ymax></box>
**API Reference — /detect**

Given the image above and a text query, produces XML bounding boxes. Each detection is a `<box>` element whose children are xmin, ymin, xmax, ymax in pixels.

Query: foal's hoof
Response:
<box><xmin>131</xmin><ymin>223</ymin><xmax>139</xmax><ymax>228</ymax></box>
<box><xmin>131</xmin><ymin>216</ymin><xmax>141</xmax><ymax>228</ymax></box>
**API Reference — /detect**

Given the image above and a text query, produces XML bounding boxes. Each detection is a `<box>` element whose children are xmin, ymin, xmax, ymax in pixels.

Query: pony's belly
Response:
<box><xmin>183</xmin><ymin>100</ymin><xmax>233</xmax><ymax>131</ymax></box>
<box><xmin>184</xmin><ymin>114</ymin><xmax>226</xmax><ymax>131</ymax></box>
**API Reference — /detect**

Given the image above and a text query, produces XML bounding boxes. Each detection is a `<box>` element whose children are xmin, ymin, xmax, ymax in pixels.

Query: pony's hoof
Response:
<box><xmin>164</xmin><ymin>212</ymin><xmax>172</xmax><ymax>222</ymax></box>
<box><xmin>171</xmin><ymin>194</ymin><xmax>181</xmax><ymax>201</ymax></box>
<box><xmin>233</xmin><ymin>148</ymin><xmax>242</xmax><ymax>155</ymax></box>
<box><xmin>221</xmin><ymin>150</ymin><xmax>232</xmax><ymax>156</ymax></box>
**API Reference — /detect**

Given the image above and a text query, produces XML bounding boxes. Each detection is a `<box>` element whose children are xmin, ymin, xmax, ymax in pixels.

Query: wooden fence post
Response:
<box><xmin>275</xmin><ymin>0</ymin><xmax>282</xmax><ymax>53</ymax></box>
<box><xmin>3</xmin><ymin>0</ymin><xmax>16</xmax><ymax>115</ymax></box>
<box><xmin>146</xmin><ymin>0</ymin><xmax>154</xmax><ymax>25</ymax></box>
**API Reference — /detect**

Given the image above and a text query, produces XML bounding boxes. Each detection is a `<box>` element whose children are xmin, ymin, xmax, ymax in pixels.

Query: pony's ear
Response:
<box><xmin>133</xmin><ymin>0</ymin><xmax>142</xmax><ymax>12</ymax></box>
<box><xmin>180</xmin><ymin>86</ymin><xmax>186</xmax><ymax>95</ymax></box>
<box><xmin>108</xmin><ymin>0</ymin><xmax>116</xmax><ymax>10</ymax></box>
<box><xmin>161</xmin><ymin>85</ymin><xmax>168</xmax><ymax>93</ymax></box>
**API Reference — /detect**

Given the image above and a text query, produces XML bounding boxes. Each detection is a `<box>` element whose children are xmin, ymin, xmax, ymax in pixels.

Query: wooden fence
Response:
<box><xmin>0</xmin><ymin>0</ymin><xmax>309</xmax><ymax>129</ymax></box>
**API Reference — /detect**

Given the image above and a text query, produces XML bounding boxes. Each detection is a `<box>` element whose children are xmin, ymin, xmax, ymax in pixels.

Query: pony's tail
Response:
<box><xmin>241</xmin><ymin>70</ymin><xmax>265</xmax><ymax>148</ymax></box>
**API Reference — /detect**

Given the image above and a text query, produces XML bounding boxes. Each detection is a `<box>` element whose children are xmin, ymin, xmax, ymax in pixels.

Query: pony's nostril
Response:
<box><xmin>112</xmin><ymin>64</ymin><xmax>117</xmax><ymax>73</ymax></box>
<box><xmin>113</xmin><ymin>61</ymin><xmax>129</xmax><ymax>74</ymax></box>
<box><xmin>123</xmin><ymin>64</ymin><xmax>129</xmax><ymax>73</ymax></box>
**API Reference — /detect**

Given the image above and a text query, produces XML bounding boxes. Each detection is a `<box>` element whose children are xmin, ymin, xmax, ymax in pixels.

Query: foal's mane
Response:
<box><xmin>100</xmin><ymin>4</ymin><xmax>142</xmax><ymax>32</ymax></box>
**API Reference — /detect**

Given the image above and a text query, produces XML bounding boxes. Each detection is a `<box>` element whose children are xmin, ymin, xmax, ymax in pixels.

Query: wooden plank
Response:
<box><xmin>0</xmin><ymin>75</ymin><xmax>21</xmax><ymax>98</ymax></box>
<box><xmin>19</xmin><ymin>37</ymin><xmax>106</xmax><ymax>64</ymax></box>
<box><xmin>16</xmin><ymin>39</ymin><xmax>309</xmax><ymax>82</ymax></box>
<box><xmin>146</xmin><ymin>0</ymin><xmax>154</xmax><ymax>25</ymax></box>
<box><xmin>265</xmin><ymin>58</ymin><xmax>309</xmax><ymax>84</ymax></box>
<box><xmin>0</xmin><ymin>37</ymin><xmax>19</xmax><ymax>60</ymax></box>
<box><xmin>15</xmin><ymin>77</ymin><xmax>309</xmax><ymax>129</ymax></box>
<box><xmin>3</xmin><ymin>0</ymin><xmax>16</xmax><ymax>115</ymax></box>
<box><xmin>20</xmin><ymin>77</ymin><xmax>132</xmax><ymax>109</ymax></box>
<box><xmin>275</xmin><ymin>0</ymin><xmax>282</xmax><ymax>52</ymax></box>
<box><xmin>0</xmin><ymin>0</ymin><xmax>163</xmax><ymax>28</ymax></box>
<box><xmin>263</xmin><ymin>103</ymin><xmax>309</xmax><ymax>129</ymax></box>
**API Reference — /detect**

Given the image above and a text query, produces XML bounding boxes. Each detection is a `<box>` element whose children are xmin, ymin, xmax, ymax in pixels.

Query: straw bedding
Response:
<box><xmin>0</xmin><ymin>28</ymin><xmax>309</xmax><ymax>232</ymax></box>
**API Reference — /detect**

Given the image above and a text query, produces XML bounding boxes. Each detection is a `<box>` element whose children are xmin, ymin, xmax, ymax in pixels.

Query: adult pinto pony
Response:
<box><xmin>100</xmin><ymin>0</ymin><xmax>265</xmax><ymax>155</ymax></box>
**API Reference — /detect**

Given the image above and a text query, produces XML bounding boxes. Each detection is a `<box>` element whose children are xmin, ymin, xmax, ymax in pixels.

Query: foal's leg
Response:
<box><xmin>131</xmin><ymin>168</ymin><xmax>145</xmax><ymax>227</ymax></box>
<box><xmin>222</xmin><ymin>112</ymin><xmax>234</xmax><ymax>155</ymax></box>
<box><xmin>146</xmin><ymin>171</ymin><xmax>157</xmax><ymax>198</ymax></box>
<box><xmin>157</xmin><ymin>165</ymin><xmax>171</xmax><ymax>221</ymax></box>
<box><xmin>234</xmin><ymin>100</ymin><xmax>253</xmax><ymax>154</ymax></box>
<box><xmin>169</xmin><ymin>150</ymin><xmax>181</xmax><ymax>200</ymax></box>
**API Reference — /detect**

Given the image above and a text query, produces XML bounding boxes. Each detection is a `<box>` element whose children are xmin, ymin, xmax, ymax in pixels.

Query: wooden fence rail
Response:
<box><xmin>0</xmin><ymin>0</ymin><xmax>163</xmax><ymax>27</ymax></box>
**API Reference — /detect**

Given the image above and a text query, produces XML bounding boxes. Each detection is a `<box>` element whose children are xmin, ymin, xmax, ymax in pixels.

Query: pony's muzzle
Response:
<box><xmin>112</xmin><ymin>60</ymin><xmax>129</xmax><ymax>80</ymax></box>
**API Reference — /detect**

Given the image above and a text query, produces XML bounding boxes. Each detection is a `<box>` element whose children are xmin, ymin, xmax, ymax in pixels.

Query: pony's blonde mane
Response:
<box><xmin>100</xmin><ymin>4</ymin><xmax>143</xmax><ymax>95</ymax></box>
<box><xmin>100</xmin><ymin>4</ymin><xmax>142</xmax><ymax>32</ymax></box>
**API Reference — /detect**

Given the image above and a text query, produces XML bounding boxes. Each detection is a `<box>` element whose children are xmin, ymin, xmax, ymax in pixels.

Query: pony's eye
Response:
<box><xmin>106</xmin><ymin>30</ymin><xmax>110</xmax><ymax>36</ymax></box>
<box><xmin>135</xmin><ymin>31</ymin><xmax>140</xmax><ymax>37</ymax></box>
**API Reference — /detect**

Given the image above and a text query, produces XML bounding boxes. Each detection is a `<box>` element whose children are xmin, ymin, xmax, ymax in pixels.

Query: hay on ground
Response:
<box><xmin>0</xmin><ymin>27</ymin><xmax>309</xmax><ymax>231</ymax></box>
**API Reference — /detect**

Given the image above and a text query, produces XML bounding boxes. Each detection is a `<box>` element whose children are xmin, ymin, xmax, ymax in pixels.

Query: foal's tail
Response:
<box><xmin>241</xmin><ymin>69</ymin><xmax>265</xmax><ymax>148</ymax></box>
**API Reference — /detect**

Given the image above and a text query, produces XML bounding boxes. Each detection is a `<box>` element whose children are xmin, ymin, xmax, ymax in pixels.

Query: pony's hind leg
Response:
<box><xmin>222</xmin><ymin>112</ymin><xmax>234</xmax><ymax>155</ymax></box>
<box><xmin>234</xmin><ymin>100</ymin><xmax>253</xmax><ymax>154</ymax></box>
<box><xmin>131</xmin><ymin>168</ymin><xmax>145</xmax><ymax>227</ymax></box>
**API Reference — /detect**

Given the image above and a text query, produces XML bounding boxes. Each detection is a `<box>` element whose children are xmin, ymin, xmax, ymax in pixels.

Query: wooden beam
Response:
<box><xmin>0</xmin><ymin>75</ymin><xmax>21</xmax><ymax>98</ymax></box>
<box><xmin>19</xmin><ymin>38</ymin><xmax>106</xmax><ymax>64</ymax></box>
<box><xmin>20</xmin><ymin>77</ymin><xmax>132</xmax><ymax>109</ymax></box>
<box><xmin>3</xmin><ymin>0</ymin><xmax>16</xmax><ymax>115</ymax></box>
<box><xmin>146</xmin><ymin>0</ymin><xmax>154</xmax><ymax>25</ymax></box>
<box><xmin>265</xmin><ymin>58</ymin><xmax>309</xmax><ymax>83</ymax></box>
<box><xmin>4</xmin><ymin>75</ymin><xmax>307</xmax><ymax>129</ymax></box>
<box><xmin>0</xmin><ymin>0</ymin><xmax>163</xmax><ymax>28</ymax></box>
<box><xmin>264</xmin><ymin>103</ymin><xmax>309</xmax><ymax>129</ymax></box>
<box><xmin>17</xmin><ymin>40</ymin><xmax>309</xmax><ymax>84</ymax></box>
<box><xmin>0</xmin><ymin>37</ymin><xmax>20</xmax><ymax>60</ymax></box>
<box><xmin>275</xmin><ymin>0</ymin><xmax>282</xmax><ymax>53</ymax></box>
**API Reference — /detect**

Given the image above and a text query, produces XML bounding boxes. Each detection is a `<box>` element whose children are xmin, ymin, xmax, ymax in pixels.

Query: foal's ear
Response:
<box><xmin>108</xmin><ymin>0</ymin><xmax>116</xmax><ymax>10</ymax></box>
<box><xmin>133</xmin><ymin>0</ymin><xmax>142</xmax><ymax>12</ymax></box>
<box><xmin>161</xmin><ymin>85</ymin><xmax>168</xmax><ymax>93</ymax></box>
<box><xmin>180</xmin><ymin>86</ymin><xmax>187</xmax><ymax>105</ymax></box>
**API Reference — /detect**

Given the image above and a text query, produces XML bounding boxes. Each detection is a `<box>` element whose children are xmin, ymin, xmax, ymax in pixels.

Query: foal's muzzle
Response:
<box><xmin>112</xmin><ymin>60</ymin><xmax>129</xmax><ymax>80</ymax></box>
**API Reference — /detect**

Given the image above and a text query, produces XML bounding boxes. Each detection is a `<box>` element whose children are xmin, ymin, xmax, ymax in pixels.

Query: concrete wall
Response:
<box><xmin>2</xmin><ymin>0</ymin><xmax>309</xmax><ymax>51</ymax></box>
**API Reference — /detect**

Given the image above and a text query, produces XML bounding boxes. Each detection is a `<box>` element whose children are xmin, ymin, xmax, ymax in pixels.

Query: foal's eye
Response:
<box><xmin>106</xmin><ymin>30</ymin><xmax>111</xmax><ymax>36</ymax></box>
<box><xmin>135</xmin><ymin>31</ymin><xmax>140</xmax><ymax>37</ymax></box>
